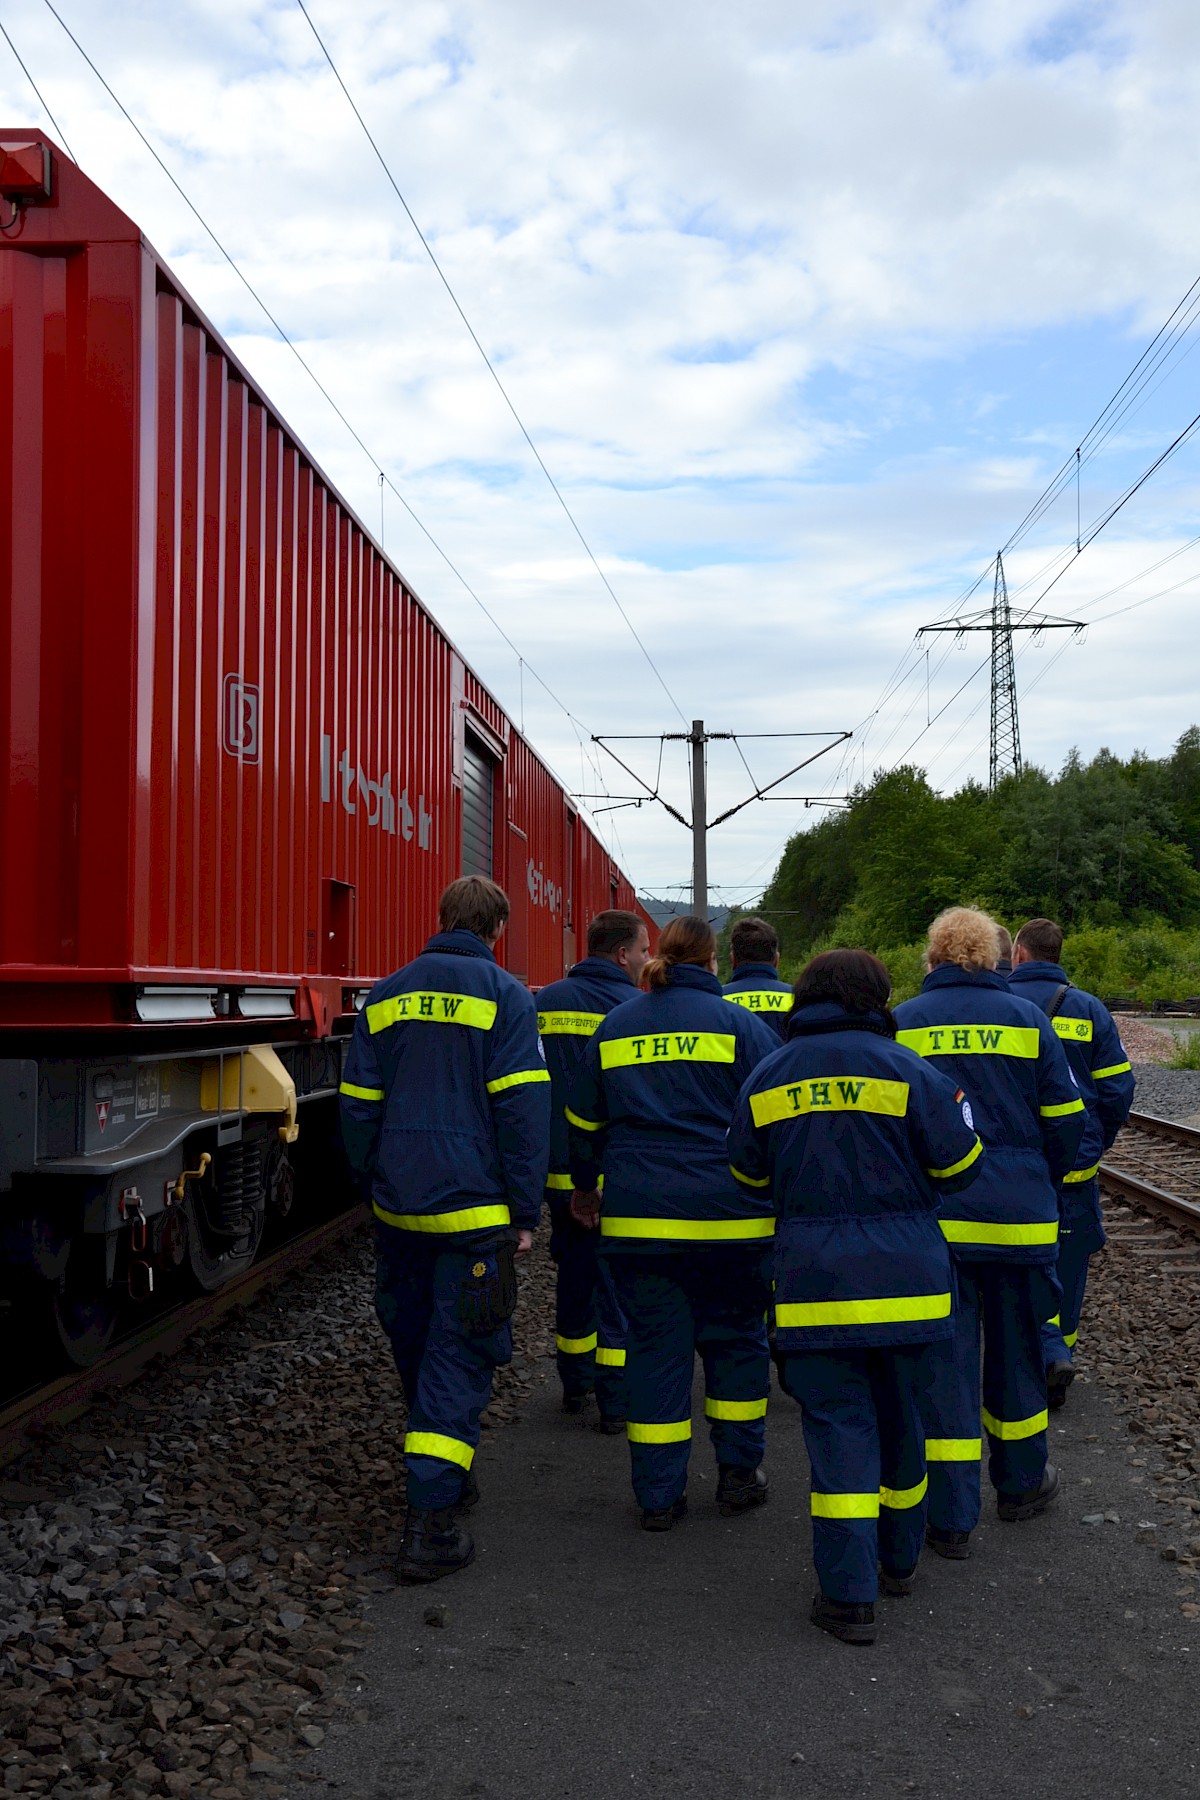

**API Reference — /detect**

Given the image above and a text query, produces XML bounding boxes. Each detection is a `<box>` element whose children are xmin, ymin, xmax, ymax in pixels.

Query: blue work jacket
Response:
<box><xmin>727</xmin><ymin>1003</ymin><xmax>982</xmax><ymax>1351</ymax></box>
<box><xmin>723</xmin><ymin>962</ymin><xmax>794</xmax><ymax>1040</ymax></box>
<box><xmin>339</xmin><ymin>929</ymin><xmax>551</xmax><ymax>1244</ymax></box>
<box><xmin>566</xmin><ymin>963</ymin><xmax>777</xmax><ymax>1251</ymax></box>
<box><xmin>536</xmin><ymin>956</ymin><xmax>639</xmax><ymax>1189</ymax></box>
<box><xmin>893</xmin><ymin>966</ymin><xmax>1087</xmax><ymax>1265</ymax></box>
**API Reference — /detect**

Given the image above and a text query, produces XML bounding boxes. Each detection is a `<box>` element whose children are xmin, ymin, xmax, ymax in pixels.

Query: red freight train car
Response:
<box><xmin>0</xmin><ymin>132</ymin><xmax>653</xmax><ymax>1361</ymax></box>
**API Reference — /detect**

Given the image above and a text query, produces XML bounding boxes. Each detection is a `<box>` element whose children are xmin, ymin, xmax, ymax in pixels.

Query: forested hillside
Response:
<box><xmin>748</xmin><ymin>728</ymin><xmax>1200</xmax><ymax>1003</ymax></box>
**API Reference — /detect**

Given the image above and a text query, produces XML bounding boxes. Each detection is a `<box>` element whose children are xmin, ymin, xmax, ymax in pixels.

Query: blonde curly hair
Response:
<box><xmin>926</xmin><ymin>906</ymin><xmax>1002</xmax><ymax>974</ymax></box>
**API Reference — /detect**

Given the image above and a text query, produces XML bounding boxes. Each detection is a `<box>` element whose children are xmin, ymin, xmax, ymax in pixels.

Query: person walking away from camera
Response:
<box><xmin>566</xmin><ymin>916</ymin><xmax>778</xmax><ymax>1530</ymax></box>
<box><xmin>340</xmin><ymin>877</ymin><xmax>550</xmax><ymax>1584</ymax></box>
<box><xmin>537</xmin><ymin>910</ymin><xmax>650</xmax><ymax>1429</ymax></box>
<box><xmin>1008</xmin><ymin>917</ymin><xmax>1134</xmax><ymax>1410</ymax></box>
<box><xmin>728</xmin><ymin>950</ymin><xmax>983</xmax><ymax>1646</ymax></box>
<box><xmin>724</xmin><ymin>916</ymin><xmax>795</xmax><ymax>1041</ymax></box>
<box><xmin>894</xmin><ymin>907</ymin><xmax>1086</xmax><ymax>1557</ymax></box>
<box><xmin>995</xmin><ymin>926</ymin><xmax>1014</xmax><ymax>979</ymax></box>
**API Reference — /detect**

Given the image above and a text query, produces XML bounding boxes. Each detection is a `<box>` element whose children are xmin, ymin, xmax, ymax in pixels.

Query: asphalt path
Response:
<box><xmin>292</xmin><ymin>1357</ymin><xmax>1198</xmax><ymax>1800</ymax></box>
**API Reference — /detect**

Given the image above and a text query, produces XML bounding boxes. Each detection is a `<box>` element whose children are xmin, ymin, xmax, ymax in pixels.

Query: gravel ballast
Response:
<box><xmin>1125</xmin><ymin>1063</ymin><xmax>1200</xmax><ymax>1123</ymax></box>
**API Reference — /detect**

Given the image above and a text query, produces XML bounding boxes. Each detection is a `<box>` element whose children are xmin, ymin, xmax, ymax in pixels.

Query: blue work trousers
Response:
<box><xmin>548</xmin><ymin>1197</ymin><xmax>628</xmax><ymax>1419</ymax></box>
<box><xmin>606</xmin><ymin>1247</ymin><xmax>772</xmax><ymax>1511</ymax></box>
<box><xmin>924</xmin><ymin>1260</ymin><xmax>1059</xmax><ymax>1533</ymax></box>
<box><xmin>1041</xmin><ymin>1179</ymin><xmax>1104</xmax><ymax>1368</ymax></box>
<box><xmin>374</xmin><ymin>1227</ymin><xmax>513</xmax><ymax>1510</ymax></box>
<box><xmin>784</xmin><ymin>1345</ymin><xmax>933</xmax><ymax>1605</ymax></box>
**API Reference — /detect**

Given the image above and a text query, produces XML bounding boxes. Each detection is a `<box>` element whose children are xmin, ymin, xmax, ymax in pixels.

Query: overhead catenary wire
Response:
<box><xmin>293</xmin><ymin>0</ymin><xmax>688</xmax><ymax>731</ymax></box>
<box><xmin>0</xmin><ymin>13</ymin><xmax>76</xmax><ymax>160</ymax></box>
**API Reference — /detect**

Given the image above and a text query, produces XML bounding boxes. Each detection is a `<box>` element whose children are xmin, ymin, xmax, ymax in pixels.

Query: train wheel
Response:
<box><xmin>47</xmin><ymin>1240</ymin><xmax>119</xmax><ymax>1368</ymax></box>
<box><xmin>184</xmin><ymin>1138</ymin><xmax>267</xmax><ymax>1294</ymax></box>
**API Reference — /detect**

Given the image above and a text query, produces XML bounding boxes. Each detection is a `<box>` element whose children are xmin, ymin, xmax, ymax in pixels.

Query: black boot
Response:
<box><xmin>396</xmin><ymin>1507</ymin><xmax>475</xmax><ymax>1584</ymax></box>
<box><xmin>997</xmin><ymin>1461</ymin><xmax>1060</xmax><ymax>1523</ymax></box>
<box><xmin>878</xmin><ymin>1563</ymin><xmax>917</xmax><ymax>1597</ymax></box>
<box><xmin>593</xmin><ymin>1415</ymin><xmax>626</xmax><ymax>1436</ymax></box>
<box><xmin>640</xmin><ymin>1494</ymin><xmax>688</xmax><ymax>1533</ymax></box>
<box><xmin>561</xmin><ymin>1392</ymin><xmax>595</xmax><ymax>1417</ymax></box>
<box><xmin>925</xmin><ymin>1524</ymin><xmax>971</xmax><ymax>1560</ymax></box>
<box><xmin>456</xmin><ymin>1470</ymin><xmax>481</xmax><ymax>1512</ymax></box>
<box><xmin>1046</xmin><ymin>1361</ymin><xmax>1074</xmax><ymax>1411</ymax></box>
<box><xmin>810</xmin><ymin>1593</ymin><xmax>876</xmax><ymax>1645</ymax></box>
<box><xmin>716</xmin><ymin>1464</ymin><xmax>769</xmax><ymax>1516</ymax></box>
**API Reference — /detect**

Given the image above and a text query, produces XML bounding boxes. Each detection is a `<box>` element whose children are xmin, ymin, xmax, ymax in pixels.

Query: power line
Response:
<box><xmin>0</xmin><ymin>14</ymin><xmax>76</xmax><ymax>160</ymax></box>
<box><xmin>293</xmin><ymin>0</ymin><xmax>688</xmax><ymax>730</ymax></box>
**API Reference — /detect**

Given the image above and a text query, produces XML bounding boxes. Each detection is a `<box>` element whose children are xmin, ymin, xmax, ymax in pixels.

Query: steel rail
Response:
<box><xmin>0</xmin><ymin>1205</ymin><xmax>367</xmax><ymax>1468</ymax></box>
<box><xmin>1100</xmin><ymin>1111</ymin><xmax>1200</xmax><ymax>1233</ymax></box>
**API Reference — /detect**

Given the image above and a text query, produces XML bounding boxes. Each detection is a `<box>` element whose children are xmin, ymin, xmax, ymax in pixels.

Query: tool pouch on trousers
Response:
<box><xmin>457</xmin><ymin>1239</ymin><xmax>518</xmax><ymax>1336</ymax></box>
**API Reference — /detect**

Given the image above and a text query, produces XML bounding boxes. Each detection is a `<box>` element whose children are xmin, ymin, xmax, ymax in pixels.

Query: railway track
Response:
<box><xmin>0</xmin><ymin>1204</ymin><xmax>367</xmax><ymax>1469</ymax></box>
<box><xmin>1100</xmin><ymin>1109</ymin><xmax>1200</xmax><ymax>1235</ymax></box>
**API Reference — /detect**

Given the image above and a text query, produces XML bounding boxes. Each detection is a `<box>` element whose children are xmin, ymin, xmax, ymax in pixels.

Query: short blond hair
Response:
<box><xmin>926</xmin><ymin>906</ymin><xmax>1001</xmax><ymax>974</ymax></box>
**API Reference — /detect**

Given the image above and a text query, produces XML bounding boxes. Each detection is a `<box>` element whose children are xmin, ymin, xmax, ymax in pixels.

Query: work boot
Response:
<box><xmin>640</xmin><ymin>1494</ymin><xmax>688</xmax><ymax>1533</ymax></box>
<box><xmin>561</xmin><ymin>1392</ymin><xmax>595</xmax><ymax>1417</ymax></box>
<box><xmin>456</xmin><ymin>1470</ymin><xmax>481</xmax><ymax>1512</ymax></box>
<box><xmin>1046</xmin><ymin>1360</ymin><xmax>1075</xmax><ymax>1411</ymax></box>
<box><xmin>810</xmin><ymin>1594</ymin><xmax>876</xmax><ymax>1645</ymax></box>
<box><xmin>878</xmin><ymin>1564</ymin><xmax>917</xmax><ymax>1598</ymax></box>
<box><xmin>716</xmin><ymin>1464</ymin><xmax>769</xmax><ymax>1516</ymax></box>
<box><xmin>594</xmin><ymin>1415</ymin><xmax>626</xmax><ymax>1436</ymax></box>
<box><xmin>997</xmin><ymin>1461</ymin><xmax>1060</xmax><ymax>1523</ymax></box>
<box><xmin>924</xmin><ymin>1524</ymin><xmax>971</xmax><ymax>1560</ymax></box>
<box><xmin>396</xmin><ymin>1508</ymin><xmax>475</xmax><ymax>1584</ymax></box>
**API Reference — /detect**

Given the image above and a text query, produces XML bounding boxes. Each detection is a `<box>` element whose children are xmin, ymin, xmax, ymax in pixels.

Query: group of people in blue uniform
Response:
<box><xmin>339</xmin><ymin>878</ymin><xmax>1133</xmax><ymax>1646</ymax></box>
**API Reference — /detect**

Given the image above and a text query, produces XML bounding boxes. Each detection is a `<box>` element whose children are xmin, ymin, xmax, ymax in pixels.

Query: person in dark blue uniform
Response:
<box><xmin>995</xmin><ymin>925</ymin><xmax>1014</xmax><ymax>979</ymax></box>
<box><xmin>536</xmin><ymin>909</ymin><xmax>650</xmax><ymax>1428</ymax></box>
<box><xmin>566</xmin><ymin>915</ymin><xmax>778</xmax><ymax>1530</ymax></box>
<box><xmin>894</xmin><ymin>907</ymin><xmax>1087</xmax><ymax>1557</ymax></box>
<box><xmin>1009</xmin><ymin>917</ymin><xmax>1135</xmax><ymax>1408</ymax></box>
<box><xmin>728</xmin><ymin>949</ymin><xmax>982</xmax><ymax>1645</ymax></box>
<box><xmin>723</xmin><ymin>916</ymin><xmax>794</xmax><ymax>1041</ymax></box>
<box><xmin>340</xmin><ymin>876</ymin><xmax>550</xmax><ymax>1584</ymax></box>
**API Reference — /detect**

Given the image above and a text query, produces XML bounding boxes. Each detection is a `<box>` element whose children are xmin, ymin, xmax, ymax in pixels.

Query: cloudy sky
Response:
<box><xmin>5</xmin><ymin>0</ymin><xmax>1200</xmax><ymax>905</ymax></box>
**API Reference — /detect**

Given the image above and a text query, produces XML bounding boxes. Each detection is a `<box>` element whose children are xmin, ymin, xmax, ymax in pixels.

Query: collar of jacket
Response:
<box><xmin>729</xmin><ymin>962</ymin><xmax>783</xmax><ymax>984</ymax></box>
<box><xmin>422</xmin><ymin>928</ymin><xmax>496</xmax><ymax>961</ymax></box>
<box><xmin>787</xmin><ymin>999</ymin><xmax>894</xmax><ymax>1040</ymax></box>
<box><xmin>666</xmin><ymin>963</ymin><xmax>723</xmax><ymax>995</ymax></box>
<box><xmin>1008</xmin><ymin>960</ymin><xmax>1068</xmax><ymax>985</ymax></box>
<box><xmin>922</xmin><ymin>963</ymin><xmax>1008</xmax><ymax>993</ymax></box>
<box><xmin>567</xmin><ymin>956</ymin><xmax>635</xmax><ymax>988</ymax></box>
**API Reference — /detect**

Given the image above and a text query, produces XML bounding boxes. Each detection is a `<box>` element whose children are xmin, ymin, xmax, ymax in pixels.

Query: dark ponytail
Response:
<box><xmin>644</xmin><ymin>914</ymin><xmax>717</xmax><ymax>991</ymax></box>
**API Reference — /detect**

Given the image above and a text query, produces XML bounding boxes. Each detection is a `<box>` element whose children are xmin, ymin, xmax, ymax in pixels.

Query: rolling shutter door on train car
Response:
<box><xmin>462</xmin><ymin>735</ymin><xmax>495</xmax><ymax>878</ymax></box>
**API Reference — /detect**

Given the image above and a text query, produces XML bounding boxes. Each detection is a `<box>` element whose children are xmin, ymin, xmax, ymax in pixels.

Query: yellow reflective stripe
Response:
<box><xmin>879</xmin><ymin>1474</ymin><xmax>928</xmax><ymax>1510</ymax></box>
<box><xmin>1064</xmin><ymin>1329</ymin><xmax>1078</xmax><ymax>1348</ymax></box>
<box><xmin>404</xmin><ymin>1431</ymin><xmax>474</xmax><ymax>1470</ymax></box>
<box><xmin>750</xmin><ymin>1076</ymin><xmax>909</xmax><ymax>1127</ymax></box>
<box><xmin>556</xmin><ymin>1332</ymin><xmax>597</xmax><ymax>1355</ymax></box>
<box><xmin>486</xmin><ymin>1068</ymin><xmax>551</xmax><ymax>1094</ymax></box>
<box><xmin>1093</xmin><ymin>1060</ymin><xmax>1132</xmax><ymax>1080</ymax></box>
<box><xmin>545</xmin><ymin>1172</ymin><xmax>574</xmax><ymax>1190</ymax></box>
<box><xmin>1040</xmin><ymin>1098</ymin><xmax>1084</xmax><ymax>1117</ymax></box>
<box><xmin>926</xmin><ymin>1137</ymin><xmax>983</xmax><ymax>1180</ymax></box>
<box><xmin>373</xmin><ymin>1201</ymin><xmax>510</xmax><ymax>1233</ymax></box>
<box><xmin>724</xmin><ymin>991</ymin><xmax>794</xmax><ymax>1014</ymax></box>
<box><xmin>566</xmin><ymin>1107</ymin><xmax>605</xmax><ymax>1131</ymax></box>
<box><xmin>1063</xmin><ymin>1162</ymin><xmax>1101</xmax><ymax>1184</ymax></box>
<box><xmin>339</xmin><ymin>1081</ymin><xmax>384</xmax><ymax>1102</ymax></box>
<box><xmin>368</xmin><ymin>991</ymin><xmax>497</xmax><ymax>1033</ymax></box>
<box><xmin>940</xmin><ymin>1219</ymin><xmax>1058</xmax><ymax>1246</ymax></box>
<box><xmin>1052</xmin><ymin>1016</ymin><xmax>1093</xmax><ymax>1042</ymax></box>
<box><xmin>925</xmin><ymin>1438</ymin><xmax>981</xmax><ymax>1462</ymax></box>
<box><xmin>730</xmin><ymin>1163</ymin><xmax>771</xmax><ymax>1189</ymax></box>
<box><xmin>538</xmin><ymin>1011</ymin><xmax>606</xmax><ymax>1035</ymax></box>
<box><xmin>775</xmin><ymin>1292</ymin><xmax>951</xmax><ymax>1329</ymax></box>
<box><xmin>811</xmin><ymin>1491</ymin><xmax>879</xmax><ymax>1519</ymax></box>
<box><xmin>897</xmin><ymin>1025</ymin><xmax>1039</xmax><ymax>1059</ymax></box>
<box><xmin>704</xmin><ymin>1396</ymin><xmax>768</xmax><ymax>1421</ymax></box>
<box><xmin>600</xmin><ymin>1031</ymin><xmax>736</xmax><ymax>1069</ymax></box>
<box><xmin>595</xmin><ymin>1346</ymin><xmax>626</xmax><ymax>1367</ymax></box>
<box><xmin>600</xmin><ymin>1216</ymin><xmax>775</xmax><ymax>1241</ymax></box>
<box><xmin>982</xmin><ymin>1406</ymin><xmax>1047</xmax><ymax>1441</ymax></box>
<box><xmin>627</xmin><ymin>1419</ymin><xmax>691</xmax><ymax>1443</ymax></box>
<box><xmin>1047</xmin><ymin>1312</ymin><xmax>1061</xmax><ymax>1327</ymax></box>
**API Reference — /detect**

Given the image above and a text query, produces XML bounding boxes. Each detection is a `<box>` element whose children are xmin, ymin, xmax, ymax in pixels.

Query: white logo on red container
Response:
<box><xmin>223</xmin><ymin>674</ymin><xmax>260</xmax><ymax>763</ymax></box>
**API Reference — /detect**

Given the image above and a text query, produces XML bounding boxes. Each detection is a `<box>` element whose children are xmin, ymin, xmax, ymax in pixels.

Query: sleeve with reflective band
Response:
<box><xmin>566</xmin><ymin>1106</ymin><xmax>605</xmax><ymax>1131</ymax></box>
<box><xmin>1052</xmin><ymin>1016</ymin><xmax>1093</xmax><ymax>1043</ymax></box>
<box><xmin>896</xmin><ymin>1024</ymin><xmax>1039</xmax><ymax>1059</ymax></box>
<box><xmin>368</xmin><ymin>991</ymin><xmax>497</xmax><ymax>1033</ymax></box>
<box><xmin>724</xmin><ymin>991</ymin><xmax>794</xmax><ymax>1015</ymax></box>
<box><xmin>775</xmin><ymin>1292</ymin><xmax>951</xmax><ymax>1329</ymax></box>
<box><xmin>486</xmin><ymin>1068</ymin><xmax>551</xmax><ymax>1095</ymax></box>
<box><xmin>339</xmin><ymin>1011</ymin><xmax>388</xmax><ymax>1179</ymax></box>
<box><xmin>537</xmin><ymin>1011</ymin><xmax>606</xmax><ymax>1035</ymax></box>
<box><xmin>925</xmin><ymin>1136</ymin><xmax>982</xmax><ymax>1180</ymax></box>
<box><xmin>373</xmin><ymin>1201</ymin><xmax>512</xmax><ymax>1233</ymax></box>
<box><xmin>566</xmin><ymin>1036</ymin><xmax>609</xmax><ymax>1193</ymax></box>
<box><xmin>600</xmin><ymin>1215</ymin><xmax>775</xmax><ymax>1241</ymax></box>
<box><xmin>940</xmin><ymin>1218</ymin><xmax>1058</xmax><ymax>1246</ymax></box>
<box><xmin>599</xmin><ymin>1031</ymin><xmax>736</xmax><ymax>1068</ymax></box>
<box><xmin>1062</xmin><ymin>1161</ymin><xmax>1100</xmax><ymax>1184</ymax></box>
<box><xmin>750</xmin><ymin>1076</ymin><xmax>909</xmax><ymax>1126</ymax></box>
<box><xmin>1034</xmin><ymin>1018</ymin><xmax>1090</xmax><ymax>1185</ymax></box>
<box><xmin>1089</xmin><ymin>997</ymin><xmax>1136</xmax><ymax>1150</ymax></box>
<box><xmin>730</xmin><ymin>1163</ymin><xmax>771</xmax><ymax>1188</ymax></box>
<box><xmin>1040</xmin><ymin>1098</ymin><xmax>1084</xmax><ymax>1117</ymax></box>
<box><xmin>339</xmin><ymin>1081</ymin><xmax>384</xmax><ymax>1102</ymax></box>
<box><xmin>1093</xmin><ymin>1060</ymin><xmax>1132</xmax><ymax>1080</ymax></box>
<box><xmin>545</xmin><ymin>1172</ymin><xmax>575</xmax><ymax>1191</ymax></box>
